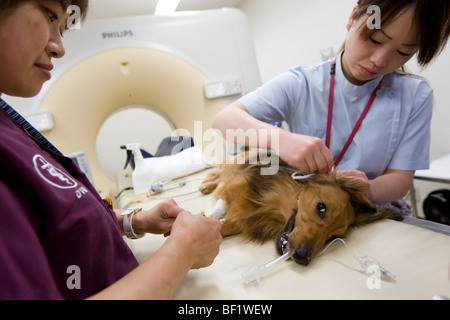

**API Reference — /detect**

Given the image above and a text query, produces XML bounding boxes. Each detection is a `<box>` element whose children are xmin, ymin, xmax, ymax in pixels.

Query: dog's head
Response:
<box><xmin>276</xmin><ymin>173</ymin><xmax>402</xmax><ymax>265</ymax></box>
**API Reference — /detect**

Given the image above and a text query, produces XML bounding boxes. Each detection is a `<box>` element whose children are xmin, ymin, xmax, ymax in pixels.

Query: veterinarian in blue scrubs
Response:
<box><xmin>0</xmin><ymin>0</ymin><xmax>222</xmax><ymax>300</ymax></box>
<box><xmin>213</xmin><ymin>0</ymin><xmax>450</xmax><ymax>206</ymax></box>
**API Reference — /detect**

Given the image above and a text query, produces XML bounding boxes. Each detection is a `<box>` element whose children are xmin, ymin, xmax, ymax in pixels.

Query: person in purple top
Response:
<box><xmin>0</xmin><ymin>0</ymin><xmax>222</xmax><ymax>300</ymax></box>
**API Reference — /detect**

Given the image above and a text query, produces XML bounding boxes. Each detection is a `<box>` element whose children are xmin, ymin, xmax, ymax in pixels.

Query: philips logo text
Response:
<box><xmin>102</xmin><ymin>30</ymin><xmax>134</xmax><ymax>39</ymax></box>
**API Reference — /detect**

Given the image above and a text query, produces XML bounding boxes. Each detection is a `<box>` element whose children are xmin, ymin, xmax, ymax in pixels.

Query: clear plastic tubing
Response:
<box><xmin>241</xmin><ymin>252</ymin><xmax>290</xmax><ymax>285</ymax></box>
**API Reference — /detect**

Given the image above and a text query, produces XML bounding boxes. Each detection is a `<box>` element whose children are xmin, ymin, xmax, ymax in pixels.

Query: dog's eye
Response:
<box><xmin>317</xmin><ymin>201</ymin><xmax>326</xmax><ymax>219</ymax></box>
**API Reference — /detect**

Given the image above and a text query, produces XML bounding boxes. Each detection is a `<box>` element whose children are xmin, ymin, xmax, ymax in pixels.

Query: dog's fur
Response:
<box><xmin>199</xmin><ymin>151</ymin><xmax>404</xmax><ymax>265</ymax></box>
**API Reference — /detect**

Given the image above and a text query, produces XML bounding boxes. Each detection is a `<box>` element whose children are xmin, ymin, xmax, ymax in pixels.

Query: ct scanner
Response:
<box><xmin>4</xmin><ymin>8</ymin><xmax>261</xmax><ymax>199</ymax></box>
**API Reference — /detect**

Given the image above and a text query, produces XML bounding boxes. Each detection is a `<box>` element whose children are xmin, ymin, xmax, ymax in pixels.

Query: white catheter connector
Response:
<box><xmin>241</xmin><ymin>252</ymin><xmax>290</xmax><ymax>285</ymax></box>
<box><xmin>354</xmin><ymin>255</ymin><xmax>396</xmax><ymax>281</ymax></box>
<box><xmin>319</xmin><ymin>238</ymin><xmax>397</xmax><ymax>282</ymax></box>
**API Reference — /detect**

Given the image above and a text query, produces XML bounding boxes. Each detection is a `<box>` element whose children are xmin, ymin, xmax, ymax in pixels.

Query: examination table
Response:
<box><xmin>117</xmin><ymin>169</ymin><xmax>450</xmax><ymax>300</ymax></box>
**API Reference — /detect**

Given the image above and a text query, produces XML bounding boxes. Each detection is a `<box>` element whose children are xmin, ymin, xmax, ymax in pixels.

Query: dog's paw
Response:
<box><xmin>198</xmin><ymin>182</ymin><xmax>217</xmax><ymax>195</ymax></box>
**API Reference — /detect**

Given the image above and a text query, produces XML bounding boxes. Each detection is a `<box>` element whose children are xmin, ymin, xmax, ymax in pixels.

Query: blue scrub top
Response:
<box><xmin>240</xmin><ymin>53</ymin><xmax>433</xmax><ymax>179</ymax></box>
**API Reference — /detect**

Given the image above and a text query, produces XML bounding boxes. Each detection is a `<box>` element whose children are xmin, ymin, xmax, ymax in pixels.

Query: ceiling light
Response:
<box><xmin>155</xmin><ymin>0</ymin><xmax>181</xmax><ymax>16</ymax></box>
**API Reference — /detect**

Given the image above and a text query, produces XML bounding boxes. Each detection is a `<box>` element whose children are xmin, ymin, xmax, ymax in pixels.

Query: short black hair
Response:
<box><xmin>0</xmin><ymin>0</ymin><xmax>89</xmax><ymax>22</ymax></box>
<box><xmin>355</xmin><ymin>0</ymin><xmax>450</xmax><ymax>66</ymax></box>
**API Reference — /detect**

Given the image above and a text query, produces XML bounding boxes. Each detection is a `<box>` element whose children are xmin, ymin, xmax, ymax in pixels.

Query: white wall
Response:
<box><xmin>238</xmin><ymin>0</ymin><xmax>450</xmax><ymax>215</ymax></box>
<box><xmin>238</xmin><ymin>0</ymin><xmax>356</xmax><ymax>82</ymax></box>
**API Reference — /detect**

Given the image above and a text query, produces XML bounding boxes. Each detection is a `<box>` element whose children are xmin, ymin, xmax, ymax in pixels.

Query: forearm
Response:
<box><xmin>87</xmin><ymin>237</ymin><xmax>191</xmax><ymax>300</ymax></box>
<box><xmin>368</xmin><ymin>170</ymin><xmax>414</xmax><ymax>204</ymax></box>
<box><xmin>212</xmin><ymin>101</ymin><xmax>281</xmax><ymax>150</ymax></box>
<box><xmin>92</xmin><ymin>209</ymin><xmax>222</xmax><ymax>300</ymax></box>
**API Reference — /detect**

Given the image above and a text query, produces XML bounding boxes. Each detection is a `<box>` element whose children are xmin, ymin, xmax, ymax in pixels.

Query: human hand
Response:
<box><xmin>132</xmin><ymin>199</ymin><xmax>184</xmax><ymax>237</ymax></box>
<box><xmin>339</xmin><ymin>170</ymin><xmax>372</xmax><ymax>201</ymax></box>
<box><xmin>169</xmin><ymin>211</ymin><xmax>222</xmax><ymax>269</ymax></box>
<box><xmin>278</xmin><ymin>132</ymin><xmax>333</xmax><ymax>174</ymax></box>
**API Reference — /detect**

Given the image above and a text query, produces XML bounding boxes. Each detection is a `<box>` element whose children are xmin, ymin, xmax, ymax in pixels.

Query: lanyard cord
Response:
<box><xmin>326</xmin><ymin>58</ymin><xmax>384</xmax><ymax>168</ymax></box>
<box><xmin>0</xmin><ymin>98</ymin><xmax>63</xmax><ymax>156</ymax></box>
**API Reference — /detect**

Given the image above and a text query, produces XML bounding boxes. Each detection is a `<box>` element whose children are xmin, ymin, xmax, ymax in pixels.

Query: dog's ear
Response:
<box><xmin>338</xmin><ymin>176</ymin><xmax>377</xmax><ymax>214</ymax></box>
<box><xmin>353</xmin><ymin>205</ymin><xmax>405</xmax><ymax>226</ymax></box>
<box><xmin>338</xmin><ymin>176</ymin><xmax>405</xmax><ymax>225</ymax></box>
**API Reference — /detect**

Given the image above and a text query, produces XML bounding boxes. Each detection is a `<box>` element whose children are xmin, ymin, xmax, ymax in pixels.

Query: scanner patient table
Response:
<box><xmin>117</xmin><ymin>169</ymin><xmax>450</xmax><ymax>300</ymax></box>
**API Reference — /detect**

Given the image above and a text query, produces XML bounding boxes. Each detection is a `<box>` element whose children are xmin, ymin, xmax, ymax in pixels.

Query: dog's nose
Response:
<box><xmin>293</xmin><ymin>246</ymin><xmax>311</xmax><ymax>265</ymax></box>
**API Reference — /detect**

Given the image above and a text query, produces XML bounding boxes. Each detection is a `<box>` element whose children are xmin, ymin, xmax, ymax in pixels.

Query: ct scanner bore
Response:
<box><xmin>40</xmin><ymin>47</ymin><xmax>227</xmax><ymax>198</ymax></box>
<box><xmin>96</xmin><ymin>104</ymin><xmax>176</xmax><ymax>181</ymax></box>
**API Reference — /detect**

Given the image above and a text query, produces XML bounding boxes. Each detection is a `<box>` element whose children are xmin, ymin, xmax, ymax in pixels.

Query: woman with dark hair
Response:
<box><xmin>213</xmin><ymin>0</ymin><xmax>450</xmax><ymax>206</ymax></box>
<box><xmin>0</xmin><ymin>0</ymin><xmax>222</xmax><ymax>300</ymax></box>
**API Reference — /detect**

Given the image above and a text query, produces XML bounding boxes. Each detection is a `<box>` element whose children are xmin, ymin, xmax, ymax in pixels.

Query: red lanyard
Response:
<box><xmin>326</xmin><ymin>58</ymin><xmax>384</xmax><ymax>167</ymax></box>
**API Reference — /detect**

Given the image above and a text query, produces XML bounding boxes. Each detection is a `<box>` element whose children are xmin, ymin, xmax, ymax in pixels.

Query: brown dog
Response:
<box><xmin>200</xmin><ymin>151</ymin><xmax>403</xmax><ymax>265</ymax></box>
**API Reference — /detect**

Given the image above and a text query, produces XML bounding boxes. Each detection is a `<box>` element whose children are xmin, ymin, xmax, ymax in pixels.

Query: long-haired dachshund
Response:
<box><xmin>199</xmin><ymin>150</ymin><xmax>403</xmax><ymax>265</ymax></box>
